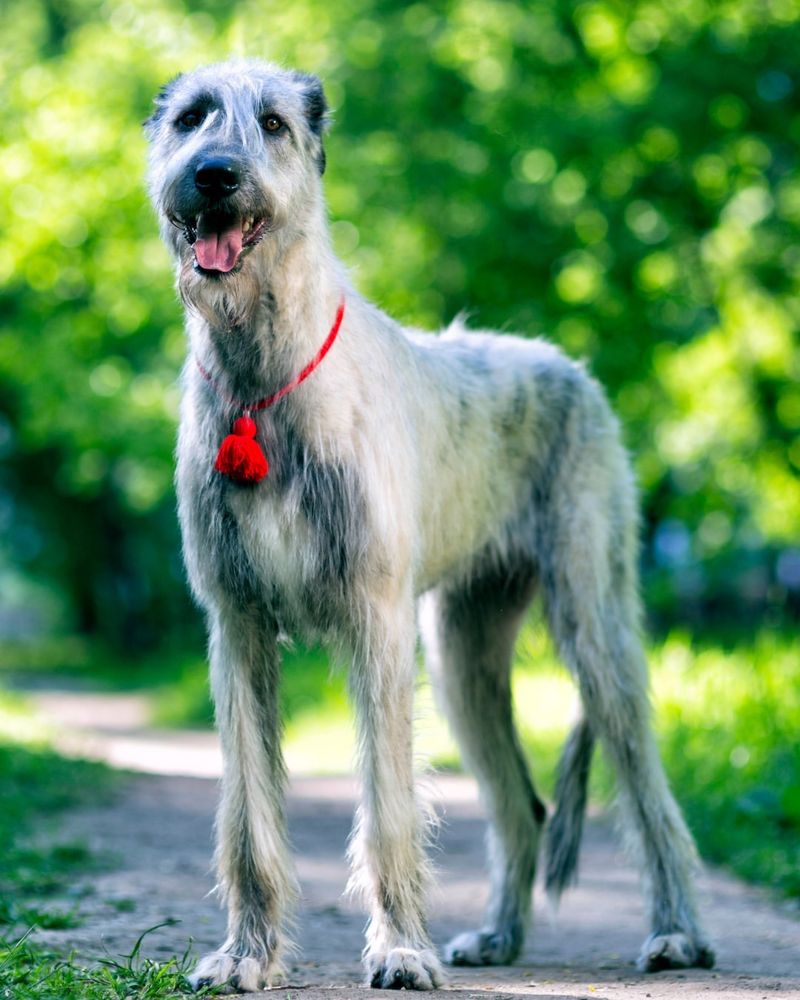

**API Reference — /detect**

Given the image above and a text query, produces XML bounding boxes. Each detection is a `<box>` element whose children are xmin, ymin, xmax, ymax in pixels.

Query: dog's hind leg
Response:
<box><xmin>348</xmin><ymin>587</ymin><xmax>444</xmax><ymax>990</ymax></box>
<box><xmin>189</xmin><ymin>604</ymin><xmax>297</xmax><ymax>993</ymax></box>
<box><xmin>420</xmin><ymin>564</ymin><xmax>545</xmax><ymax>967</ymax></box>
<box><xmin>540</xmin><ymin>441</ymin><xmax>714</xmax><ymax>972</ymax></box>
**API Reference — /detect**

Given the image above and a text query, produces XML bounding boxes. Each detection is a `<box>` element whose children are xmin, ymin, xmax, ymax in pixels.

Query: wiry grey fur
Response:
<box><xmin>145</xmin><ymin>58</ymin><xmax>714</xmax><ymax>993</ymax></box>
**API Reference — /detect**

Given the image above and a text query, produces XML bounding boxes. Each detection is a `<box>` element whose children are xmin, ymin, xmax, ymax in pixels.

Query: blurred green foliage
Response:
<box><xmin>1</xmin><ymin>0</ymin><xmax>799</xmax><ymax>645</ymax></box>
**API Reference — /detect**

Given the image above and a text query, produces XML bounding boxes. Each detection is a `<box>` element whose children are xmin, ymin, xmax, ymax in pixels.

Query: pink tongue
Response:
<box><xmin>195</xmin><ymin>217</ymin><xmax>243</xmax><ymax>272</ymax></box>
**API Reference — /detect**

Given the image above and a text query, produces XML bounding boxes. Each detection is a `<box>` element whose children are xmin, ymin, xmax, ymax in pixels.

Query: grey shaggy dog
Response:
<box><xmin>144</xmin><ymin>59</ymin><xmax>715</xmax><ymax>993</ymax></box>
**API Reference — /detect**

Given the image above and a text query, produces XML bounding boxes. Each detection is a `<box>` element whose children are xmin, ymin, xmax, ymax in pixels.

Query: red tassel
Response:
<box><xmin>214</xmin><ymin>415</ymin><xmax>269</xmax><ymax>484</ymax></box>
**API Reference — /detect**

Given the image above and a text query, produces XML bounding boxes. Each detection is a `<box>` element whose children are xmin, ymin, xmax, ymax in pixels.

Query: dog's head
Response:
<box><xmin>145</xmin><ymin>60</ymin><xmax>328</xmax><ymax>296</ymax></box>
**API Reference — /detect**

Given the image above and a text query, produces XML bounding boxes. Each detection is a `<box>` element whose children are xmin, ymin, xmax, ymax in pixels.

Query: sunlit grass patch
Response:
<box><xmin>0</xmin><ymin>690</ymin><xmax>53</xmax><ymax>746</ymax></box>
<box><xmin>651</xmin><ymin>630</ymin><xmax>800</xmax><ymax>896</ymax></box>
<box><xmin>0</xmin><ymin>924</ymin><xmax>222</xmax><ymax>1000</ymax></box>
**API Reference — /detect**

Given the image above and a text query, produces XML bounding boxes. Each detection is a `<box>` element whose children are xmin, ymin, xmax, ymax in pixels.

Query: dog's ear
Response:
<box><xmin>293</xmin><ymin>72</ymin><xmax>329</xmax><ymax>174</ymax></box>
<box><xmin>302</xmin><ymin>76</ymin><xmax>328</xmax><ymax>136</ymax></box>
<box><xmin>143</xmin><ymin>74</ymin><xmax>184</xmax><ymax>134</ymax></box>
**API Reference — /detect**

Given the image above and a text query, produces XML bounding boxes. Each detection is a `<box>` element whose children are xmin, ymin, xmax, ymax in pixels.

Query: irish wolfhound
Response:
<box><xmin>145</xmin><ymin>59</ymin><xmax>714</xmax><ymax>992</ymax></box>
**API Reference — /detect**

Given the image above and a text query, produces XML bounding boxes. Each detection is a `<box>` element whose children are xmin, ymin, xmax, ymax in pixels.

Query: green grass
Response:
<box><xmin>653</xmin><ymin>630</ymin><xmax>800</xmax><ymax>896</ymax></box>
<box><xmin>0</xmin><ymin>924</ymin><xmax>221</xmax><ymax>999</ymax></box>
<box><xmin>0</xmin><ymin>696</ymin><xmax>220</xmax><ymax>998</ymax></box>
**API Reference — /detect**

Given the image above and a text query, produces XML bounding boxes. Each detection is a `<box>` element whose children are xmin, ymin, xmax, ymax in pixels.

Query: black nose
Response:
<box><xmin>194</xmin><ymin>158</ymin><xmax>240</xmax><ymax>197</ymax></box>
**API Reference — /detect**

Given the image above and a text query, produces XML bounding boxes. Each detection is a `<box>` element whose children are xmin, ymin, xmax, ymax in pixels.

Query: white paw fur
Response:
<box><xmin>188</xmin><ymin>950</ymin><xmax>280</xmax><ymax>993</ymax></box>
<box><xmin>368</xmin><ymin>946</ymin><xmax>444</xmax><ymax>990</ymax></box>
<box><xmin>444</xmin><ymin>928</ymin><xmax>520</xmax><ymax>966</ymax></box>
<box><xmin>637</xmin><ymin>932</ymin><xmax>715</xmax><ymax>972</ymax></box>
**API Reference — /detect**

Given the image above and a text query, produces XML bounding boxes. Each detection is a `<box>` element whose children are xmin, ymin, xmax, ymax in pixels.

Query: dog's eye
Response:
<box><xmin>177</xmin><ymin>109</ymin><xmax>205</xmax><ymax>129</ymax></box>
<box><xmin>261</xmin><ymin>114</ymin><xmax>284</xmax><ymax>133</ymax></box>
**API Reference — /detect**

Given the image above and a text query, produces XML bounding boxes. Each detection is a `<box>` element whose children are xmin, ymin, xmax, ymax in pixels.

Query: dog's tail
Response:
<box><xmin>544</xmin><ymin>715</ymin><xmax>595</xmax><ymax>905</ymax></box>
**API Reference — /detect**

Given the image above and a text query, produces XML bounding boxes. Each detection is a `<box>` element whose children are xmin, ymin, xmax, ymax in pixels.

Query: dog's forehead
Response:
<box><xmin>170</xmin><ymin>61</ymin><xmax>308</xmax><ymax>116</ymax></box>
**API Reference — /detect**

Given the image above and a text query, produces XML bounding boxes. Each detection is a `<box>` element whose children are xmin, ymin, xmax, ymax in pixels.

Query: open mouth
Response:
<box><xmin>174</xmin><ymin>211</ymin><xmax>268</xmax><ymax>275</ymax></box>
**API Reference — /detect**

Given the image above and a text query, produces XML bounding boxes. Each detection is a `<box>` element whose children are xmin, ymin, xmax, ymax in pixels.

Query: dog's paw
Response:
<box><xmin>367</xmin><ymin>946</ymin><xmax>444</xmax><ymax>990</ymax></box>
<box><xmin>188</xmin><ymin>950</ymin><xmax>278</xmax><ymax>993</ymax></box>
<box><xmin>637</xmin><ymin>932</ymin><xmax>715</xmax><ymax>973</ymax></box>
<box><xmin>444</xmin><ymin>928</ymin><xmax>520</xmax><ymax>966</ymax></box>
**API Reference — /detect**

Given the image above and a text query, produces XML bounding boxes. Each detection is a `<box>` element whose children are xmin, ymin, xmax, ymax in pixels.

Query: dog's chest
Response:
<box><xmin>227</xmin><ymin>487</ymin><xmax>309</xmax><ymax>597</ymax></box>
<box><xmin>187</xmin><ymin>431</ymin><xmax>367</xmax><ymax>627</ymax></box>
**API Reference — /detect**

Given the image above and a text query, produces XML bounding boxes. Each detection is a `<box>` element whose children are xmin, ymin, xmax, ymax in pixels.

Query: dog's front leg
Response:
<box><xmin>348</xmin><ymin>592</ymin><xmax>444</xmax><ymax>990</ymax></box>
<box><xmin>189</xmin><ymin>604</ymin><xmax>297</xmax><ymax>993</ymax></box>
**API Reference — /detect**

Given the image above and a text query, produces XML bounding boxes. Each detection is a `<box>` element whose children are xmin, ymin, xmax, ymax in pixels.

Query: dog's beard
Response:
<box><xmin>178</xmin><ymin>248</ymin><xmax>264</xmax><ymax>330</ymax></box>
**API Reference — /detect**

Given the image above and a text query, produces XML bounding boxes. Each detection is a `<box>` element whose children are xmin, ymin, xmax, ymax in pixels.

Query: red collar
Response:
<box><xmin>195</xmin><ymin>296</ymin><xmax>345</xmax><ymax>484</ymax></box>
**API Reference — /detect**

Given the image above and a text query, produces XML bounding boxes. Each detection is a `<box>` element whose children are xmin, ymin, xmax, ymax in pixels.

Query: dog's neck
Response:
<box><xmin>183</xmin><ymin>200</ymin><xmax>347</xmax><ymax>401</ymax></box>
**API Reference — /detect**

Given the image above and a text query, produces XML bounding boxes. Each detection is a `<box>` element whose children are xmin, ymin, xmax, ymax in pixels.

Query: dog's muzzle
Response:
<box><xmin>170</xmin><ymin>156</ymin><xmax>269</xmax><ymax>276</ymax></box>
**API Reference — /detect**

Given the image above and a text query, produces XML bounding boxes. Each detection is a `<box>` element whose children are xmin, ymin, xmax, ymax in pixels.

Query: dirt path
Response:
<box><xmin>25</xmin><ymin>690</ymin><xmax>800</xmax><ymax>1000</ymax></box>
